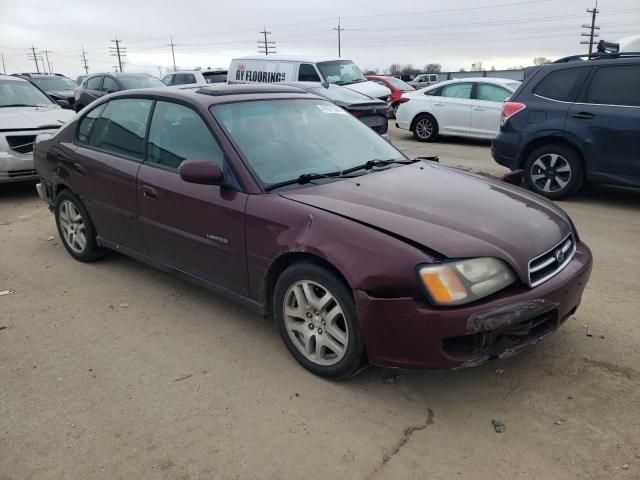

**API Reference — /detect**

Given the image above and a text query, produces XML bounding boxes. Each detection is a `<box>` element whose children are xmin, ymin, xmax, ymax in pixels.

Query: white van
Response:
<box><xmin>228</xmin><ymin>56</ymin><xmax>391</xmax><ymax>101</ymax></box>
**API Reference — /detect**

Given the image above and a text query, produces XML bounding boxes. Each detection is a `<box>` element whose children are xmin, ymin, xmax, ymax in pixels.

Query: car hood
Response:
<box><xmin>280</xmin><ymin>162</ymin><xmax>572</xmax><ymax>282</ymax></box>
<box><xmin>342</xmin><ymin>81</ymin><xmax>391</xmax><ymax>99</ymax></box>
<box><xmin>0</xmin><ymin>106</ymin><xmax>75</xmax><ymax>130</ymax></box>
<box><xmin>46</xmin><ymin>89</ymin><xmax>76</xmax><ymax>99</ymax></box>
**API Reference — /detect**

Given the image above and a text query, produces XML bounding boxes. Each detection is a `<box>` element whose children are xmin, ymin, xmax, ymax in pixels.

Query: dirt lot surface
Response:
<box><xmin>2</xmin><ymin>124</ymin><xmax>639</xmax><ymax>480</ymax></box>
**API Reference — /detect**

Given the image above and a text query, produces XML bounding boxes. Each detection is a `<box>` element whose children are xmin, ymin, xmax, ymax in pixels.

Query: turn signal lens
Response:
<box><xmin>420</xmin><ymin>266</ymin><xmax>467</xmax><ymax>304</ymax></box>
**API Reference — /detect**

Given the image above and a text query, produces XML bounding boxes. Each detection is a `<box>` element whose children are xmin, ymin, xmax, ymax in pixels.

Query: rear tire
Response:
<box><xmin>412</xmin><ymin>114</ymin><xmax>438</xmax><ymax>142</ymax></box>
<box><xmin>273</xmin><ymin>262</ymin><xmax>366</xmax><ymax>379</ymax></box>
<box><xmin>54</xmin><ymin>190</ymin><xmax>105</xmax><ymax>262</ymax></box>
<box><xmin>523</xmin><ymin>144</ymin><xmax>583</xmax><ymax>200</ymax></box>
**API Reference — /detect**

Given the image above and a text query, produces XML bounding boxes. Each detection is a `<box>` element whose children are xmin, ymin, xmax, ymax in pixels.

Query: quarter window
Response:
<box><xmin>162</xmin><ymin>75</ymin><xmax>174</xmax><ymax>86</ymax></box>
<box><xmin>87</xmin><ymin>99</ymin><xmax>153</xmax><ymax>161</ymax></box>
<box><xmin>86</xmin><ymin>76</ymin><xmax>102</xmax><ymax>90</ymax></box>
<box><xmin>441</xmin><ymin>83</ymin><xmax>472</xmax><ymax>99</ymax></box>
<box><xmin>586</xmin><ymin>65</ymin><xmax>640</xmax><ymax>107</ymax></box>
<box><xmin>533</xmin><ymin>68</ymin><xmax>584</xmax><ymax>102</ymax></box>
<box><xmin>102</xmin><ymin>76</ymin><xmax>118</xmax><ymax>92</ymax></box>
<box><xmin>77</xmin><ymin>103</ymin><xmax>107</xmax><ymax>145</ymax></box>
<box><xmin>477</xmin><ymin>84</ymin><xmax>511</xmax><ymax>102</ymax></box>
<box><xmin>298</xmin><ymin>64</ymin><xmax>321</xmax><ymax>82</ymax></box>
<box><xmin>147</xmin><ymin>101</ymin><xmax>224</xmax><ymax>169</ymax></box>
<box><xmin>184</xmin><ymin>74</ymin><xmax>197</xmax><ymax>84</ymax></box>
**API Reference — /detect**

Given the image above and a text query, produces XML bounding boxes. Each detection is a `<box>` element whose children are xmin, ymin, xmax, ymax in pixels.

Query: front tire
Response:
<box><xmin>412</xmin><ymin>113</ymin><xmax>438</xmax><ymax>142</ymax></box>
<box><xmin>55</xmin><ymin>190</ymin><xmax>104</xmax><ymax>262</ymax></box>
<box><xmin>523</xmin><ymin>145</ymin><xmax>583</xmax><ymax>200</ymax></box>
<box><xmin>273</xmin><ymin>262</ymin><xmax>366</xmax><ymax>379</ymax></box>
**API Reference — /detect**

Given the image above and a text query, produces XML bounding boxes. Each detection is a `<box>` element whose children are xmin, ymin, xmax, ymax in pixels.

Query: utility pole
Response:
<box><xmin>81</xmin><ymin>46</ymin><xmax>89</xmax><ymax>74</ymax></box>
<box><xmin>28</xmin><ymin>46</ymin><xmax>41</xmax><ymax>73</ymax></box>
<box><xmin>168</xmin><ymin>36</ymin><xmax>177</xmax><ymax>72</ymax></box>
<box><xmin>1</xmin><ymin>53</ymin><xmax>6</xmax><ymax>75</ymax></box>
<box><xmin>580</xmin><ymin>2</ymin><xmax>600</xmax><ymax>55</ymax></box>
<box><xmin>42</xmin><ymin>50</ymin><xmax>52</xmax><ymax>73</ymax></box>
<box><xmin>258</xmin><ymin>26</ymin><xmax>276</xmax><ymax>55</ymax></box>
<box><xmin>109</xmin><ymin>37</ymin><xmax>126</xmax><ymax>72</ymax></box>
<box><xmin>334</xmin><ymin>17</ymin><xmax>344</xmax><ymax>57</ymax></box>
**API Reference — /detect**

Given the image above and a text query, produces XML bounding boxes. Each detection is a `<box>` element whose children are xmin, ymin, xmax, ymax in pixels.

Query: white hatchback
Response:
<box><xmin>396</xmin><ymin>77</ymin><xmax>522</xmax><ymax>142</ymax></box>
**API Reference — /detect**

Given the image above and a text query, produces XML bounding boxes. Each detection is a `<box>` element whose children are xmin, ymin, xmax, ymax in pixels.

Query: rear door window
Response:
<box><xmin>586</xmin><ymin>65</ymin><xmax>640</xmax><ymax>107</ymax></box>
<box><xmin>173</xmin><ymin>74</ymin><xmax>187</xmax><ymax>85</ymax></box>
<box><xmin>146</xmin><ymin>101</ymin><xmax>224</xmax><ymax>169</ymax></box>
<box><xmin>477</xmin><ymin>83</ymin><xmax>512</xmax><ymax>102</ymax></box>
<box><xmin>533</xmin><ymin>67</ymin><xmax>584</xmax><ymax>102</ymax></box>
<box><xmin>298</xmin><ymin>64</ymin><xmax>321</xmax><ymax>82</ymax></box>
<box><xmin>441</xmin><ymin>83</ymin><xmax>472</xmax><ymax>99</ymax></box>
<box><xmin>184</xmin><ymin>74</ymin><xmax>196</xmax><ymax>84</ymax></box>
<box><xmin>88</xmin><ymin>99</ymin><xmax>153</xmax><ymax>161</ymax></box>
<box><xmin>202</xmin><ymin>71</ymin><xmax>227</xmax><ymax>84</ymax></box>
<box><xmin>86</xmin><ymin>76</ymin><xmax>102</xmax><ymax>90</ymax></box>
<box><xmin>102</xmin><ymin>76</ymin><xmax>119</xmax><ymax>92</ymax></box>
<box><xmin>162</xmin><ymin>75</ymin><xmax>174</xmax><ymax>86</ymax></box>
<box><xmin>77</xmin><ymin>104</ymin><xmax>107</xmax><ymax>145</ymax></box>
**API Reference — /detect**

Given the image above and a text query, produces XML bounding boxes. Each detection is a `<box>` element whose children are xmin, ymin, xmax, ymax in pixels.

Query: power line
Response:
<box><xmin>581</xmin><ymin>2</ymin><xmax>600</xmax><ymax>55</ymax></box>
<box><xmin>168</xmin><ymin>36</ymin><xmax>177</xmax><ymax>72</ymax></box>
<box><xmin>334</xmin><ymin>17</ymin><xmax>344</xmax><ymax>57</ymax></box>
<box><xmin>109</xmin><ymin>36</ymin><xmax>126</xmax><ymax>72</ymax></box>
<box><xmin>81</xmin><ymin>46</ymin><xmax>89</xmax><ymax>74</ymax></box>
<box><xmin>258</xmin><ymin>26</ymin><xmax>276</xmax><ymax>55</ymax></box>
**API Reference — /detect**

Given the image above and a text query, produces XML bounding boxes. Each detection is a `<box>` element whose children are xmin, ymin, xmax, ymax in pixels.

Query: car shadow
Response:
<box><xmin>0</xmin><ymin>181</ymin><xmax>38</xmax><ymax>201</ymax></box>
<box><xmin>562</xmin><ymin>183</ymin><xmax>640</xmax><ymax>209</ymax></box>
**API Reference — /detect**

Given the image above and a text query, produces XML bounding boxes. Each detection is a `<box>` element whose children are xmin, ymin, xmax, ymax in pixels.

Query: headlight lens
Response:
<box><xmin>418</xmin><ymin>258</ymin><xmax>516</xmax><ymax>306</ymax></box>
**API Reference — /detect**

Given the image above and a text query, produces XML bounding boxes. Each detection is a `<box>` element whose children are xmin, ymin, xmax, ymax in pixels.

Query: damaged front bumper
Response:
<box><xmin>355</xmin><ymin>242</ymin><xmax>592</xmax><ymax>370</ymax></box>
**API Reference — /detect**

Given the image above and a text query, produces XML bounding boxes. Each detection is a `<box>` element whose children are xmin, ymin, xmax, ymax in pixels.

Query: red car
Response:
<box><xmin>34</xmin><ymin>84</ymin><xmax>592</xmax><ymax>379</ymax></box>
<box><xmin>367</xmin><ymin>75</ymin><xmax>415</xmax><ymax>117</ymax></box>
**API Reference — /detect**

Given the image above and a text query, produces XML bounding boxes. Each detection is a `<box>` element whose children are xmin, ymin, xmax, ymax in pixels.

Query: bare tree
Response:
<box><xmin>424</xmin><ymin>63</ymin><xmax>441</xmax><ymax>73</ymax></box>
<box><xmin>389</xmin><ymin>63</ymin><xmax>403</xmax><ymax>75</ymax></box>
<box><xmin>533</xmin><ymin>56</ymin><xmax>552</xmax><ymax>66</ymax></box>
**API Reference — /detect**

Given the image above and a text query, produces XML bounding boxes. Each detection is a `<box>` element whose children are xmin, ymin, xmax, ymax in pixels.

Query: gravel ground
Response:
<box><xmin>1</xmin><ymin>123</ymin><xmax>639</xmax><ymax>480</ymax></box>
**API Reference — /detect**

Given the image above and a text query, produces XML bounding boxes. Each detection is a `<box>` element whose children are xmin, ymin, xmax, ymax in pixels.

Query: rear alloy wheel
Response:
<box><xmin>55</xmin><ymin>190</ymin><xmax>104</xmax><ymax>262</ymax></box>
<box><xmin>273</xmin><ymin>262</ymin><xmax>365</xmax><ymax>379</ymax></box>
<box><xmin>412</xmin><ymin>114</ymin><xmax>438</xmax><ymax>142</ymax></box>
<box><xmin>524</xmin><ymin>145</ymin><xmax>583</xmax><ymax>200</ymax></box>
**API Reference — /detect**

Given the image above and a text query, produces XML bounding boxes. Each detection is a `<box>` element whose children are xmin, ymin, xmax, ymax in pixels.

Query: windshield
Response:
<box><xmin>386</xmin><ymin>77</ymin><xmax>414</xmax><ymax>90</ymax></box>
<box><xmin>308</xmin><ymin>85</ymin><xmax>372</xmax><ymax>103</ymax></box>
<box><xmin>30</xmin><ymin>77</ymin><xmax>78</xmax><ymax>92</ymax></box>
<box><xmin>317</xmin><ymin>60</ymin><xmax>367</xmax><ymax>85</ymax></box>
<box><xmin>118</xmin><ymin>76</ymin><xmax>165</xmax><ymax>89</ymax></box>
<box><xmin>0</xmin><ymin>79</ymin><xmax>55</xmax><ymax>107</ymax></box>
<box><xmin>212</xmin><ymin>99</ymin><xmax>404</xmax><ymax>188</ymax></box>
<box><xmin>203</xmin><ymin>71</ymin><xmax>227</xmax><ymax>84</ymax></box>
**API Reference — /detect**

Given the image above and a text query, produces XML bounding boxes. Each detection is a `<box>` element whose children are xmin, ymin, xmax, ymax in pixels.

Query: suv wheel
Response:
<box><xmin>273</xmin><ymin>262</ymin><xmax>366</xmax><ymax>379</ymax></box>
<box><xmin>412</xmin><ymin>114</ymin><xmax>438</xmax><ymax>142</ymax></box>
<box><xmin>524</xmin><ymin>145</ymin><xmax>583</xmax><ymax>200</ymax></box>
<box><xmin>55</xmin><ymin>190</ymin><xmax>105</xmax><ymax>262</ymax></box>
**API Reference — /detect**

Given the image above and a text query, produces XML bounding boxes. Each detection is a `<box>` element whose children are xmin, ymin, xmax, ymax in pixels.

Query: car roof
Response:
<box><xmin>232</xmin><ymin>55</ymin><xmax>344</xmax><ymax>63</ymax></box>
<box><xmin>0</xmin><ymin>74</ymin><xmax>29</xmax><ymax>83</ymax></box>
<box><xmin>107</xmin><ymin>83</ymin><xmax>318</xmax><ymax>106</ymax></box>
<box><xmin>171</xmin><ymin>69</ymin><xmax>227</xmax><ymax>74</ymax></box>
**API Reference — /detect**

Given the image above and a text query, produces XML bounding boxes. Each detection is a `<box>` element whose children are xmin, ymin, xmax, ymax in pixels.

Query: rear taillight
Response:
<box><xmin>501</xmin><ymin>102</ymin><xmax>525</xmax><ymax>127</ymax></box>
<box><xmin>350</xmin><ymin>110</ymin><xmax>361</xmax><ymax>118</ymax></box>
<box><xmin>399</xmin><ymin>97</ymin><xmax>410</xmax><ymax>104</ymax></box>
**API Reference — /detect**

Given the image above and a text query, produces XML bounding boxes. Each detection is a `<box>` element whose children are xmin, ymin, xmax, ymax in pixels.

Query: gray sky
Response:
<box><xmin>1</xmin><ymin>0</ymin><xmax>639</xmax><ymax>78</ymax></box>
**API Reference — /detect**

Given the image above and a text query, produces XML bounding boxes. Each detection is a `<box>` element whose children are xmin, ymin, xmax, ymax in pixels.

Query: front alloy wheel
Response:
<box><xmin>273</xmin><ymin>262</ymin><xmax>365</xmax><ymax>379</ymax></box>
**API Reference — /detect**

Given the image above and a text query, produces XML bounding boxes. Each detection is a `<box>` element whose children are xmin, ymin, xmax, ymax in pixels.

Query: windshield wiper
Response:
<box><xmin>345</xmin><ymin>158</ymin><xmax>420</xmax><ymax>174</ymax></box>
<box><xmin>0</xmin><ymin>104</ymin><xmax>37</xmax><ymax>108</ymax></box>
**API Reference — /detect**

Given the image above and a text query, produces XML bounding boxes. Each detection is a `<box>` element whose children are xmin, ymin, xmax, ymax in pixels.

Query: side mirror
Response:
<box><xmin>106</xmin><ymin>88</ymin><xmax>118</xmax><ymax>94</ymax></box>
<box><xmin>179</xmin><ymin>161</ymin><xmax>225</xmax><ymax>185</ymax></box>
<box><xmin>55</xmin><ymin>99</ymin><xmax>71</xmax><ymax>108</ymax></box>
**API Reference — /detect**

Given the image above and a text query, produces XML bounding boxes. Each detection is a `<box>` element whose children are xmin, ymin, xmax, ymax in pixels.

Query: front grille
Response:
<box><xmin>6</xmin><ymin>135</ymin><xmax>37</xmax><ymax>154</ymax></box>
<box><xmin>528</xmin><ymin>233</ymin><xmax>576</xmax><ymax>287</ymax></box>
<box><xmin>7</xmin><ymin>169</ymin><xmax>37</xmax><ymax>178</ymax></box>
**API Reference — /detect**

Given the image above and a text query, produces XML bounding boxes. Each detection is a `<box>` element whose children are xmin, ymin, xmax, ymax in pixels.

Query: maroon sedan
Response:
<box><xmin>34</xmin><ymin>84</ymin><xmax>592</xmax><ymax>379</ymax></box>
<box><xmin>367</xmin><ymin>75</ymin><xmax>415</xmax><ymax>117</ymax></box>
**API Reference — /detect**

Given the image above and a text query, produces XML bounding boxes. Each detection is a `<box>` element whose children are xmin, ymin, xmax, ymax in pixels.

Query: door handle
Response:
<box><xmin>473</xmin><ymin>107</ymin><xmax>486</xmax><ymax>111</ymax></box>
<box><xmin>141</xmin><ymin>185</ymin><xmax>158</xmax><ymax>199</ymax></box>
<box><xmin>433</xmin><ymin>103</ymin><xmax>445</xmax><ymax>107</ymax></box>
<box><xmin>571</xmin><ymin>112</ymin><xmax>594</xmax><ymax>120</ymax></box>
<box><xmin>72</xmin><ymin>162</ymin><xmax>85</xmax><ymax>175</ymax></box>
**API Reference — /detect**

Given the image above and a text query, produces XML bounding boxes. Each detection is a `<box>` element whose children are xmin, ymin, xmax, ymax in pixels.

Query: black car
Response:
<box><xmin>492</xmin><ymin>42</ymin><xmax>640</xmax><ymax>199</ymax></box>
<box><xmin>75</xmin><ymin>73</ymin><xmax>165</xmax><ymax>112</ymax></box>
<box><xmin>284</xmin><ymin>82</ymin><xmax>389</xmax><ymax>134</ymax></box>
<box><xmin>13</xmin><ymin>73</ymin><xmax>77</xmax><ymax>109</ymax></box>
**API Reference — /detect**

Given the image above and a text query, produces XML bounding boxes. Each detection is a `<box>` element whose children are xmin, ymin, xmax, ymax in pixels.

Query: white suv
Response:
<box><xmin>396</xmin><ymin>77</ymin><xmax>521</xmax><ymax>142</ymax></box>
<box><xmin>162</xmin><ymin>69</ymin><xmax>227</xmax><ymax>87</ymax></box>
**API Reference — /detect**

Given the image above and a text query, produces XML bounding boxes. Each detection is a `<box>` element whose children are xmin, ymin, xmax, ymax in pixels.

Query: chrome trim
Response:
<box><xmin>533</xmin><ymin>93</ymin><xmax>640</xmax><ymax>109</ymax></box>
<box><xmin>528</xmin><ymin>233</ymin><xmax>577</xmax><ymax>287</ymax></box>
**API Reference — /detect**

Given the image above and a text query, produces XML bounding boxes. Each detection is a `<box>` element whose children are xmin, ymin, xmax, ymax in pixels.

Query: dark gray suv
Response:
<box><xmin>492</xmin><ymin>44</ymin><xmax>640</xmax><ymax>199</ymax></box>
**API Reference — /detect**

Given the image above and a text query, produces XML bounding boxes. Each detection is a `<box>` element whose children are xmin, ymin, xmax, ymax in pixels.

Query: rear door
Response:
<box><xmin>569</xmin><ymin>64</ymin><xmax>640</xmax><ymax>178</ymax></box>
<box><xmin>136</xmin><ymin>100</ymin><xmax>249</xmax><ymax>294</ymax></box>
<box><xmin>432</xmin><ymin>82</ymin><xmax>473</xmax><ymax>134</ymax></box>
<box><xmin>83</xmin><ymin>75</ymin><xmax>104</xmax><ymax>104</ymax></box>
<box><xmin>470</xmin><ymin>82</ymin><xmax>513</xmax><ymax>137</ymax></box>
<box><xmin>73</xmin><ymin>98</ymin><xmax>153</xmax><ymax>252</ymax></box>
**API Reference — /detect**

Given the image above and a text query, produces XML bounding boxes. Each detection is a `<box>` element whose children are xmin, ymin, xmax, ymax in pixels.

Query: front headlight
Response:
<box><xmin>418</xmin><ymin>258</ymin><xmax>516</xmax><ymax>306</ymax></box>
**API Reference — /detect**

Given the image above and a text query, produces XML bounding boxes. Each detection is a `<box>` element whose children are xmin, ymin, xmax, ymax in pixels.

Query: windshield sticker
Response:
<box><xmin>316</xmin><ymin>104</ymin><xmax>347</xmax><ymax>114</ymax></box>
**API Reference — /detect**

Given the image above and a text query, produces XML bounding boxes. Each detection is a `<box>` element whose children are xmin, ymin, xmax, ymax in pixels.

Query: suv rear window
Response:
<box><xmin>533</xmin><ymin>67</ymin><xmax>584</xmax><ymax>102</ymax></box>
<box><xmin>586</xmin><ymin>65</ymin><xmax>640</xmax><ymax>107</ymax></box>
